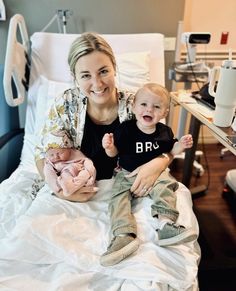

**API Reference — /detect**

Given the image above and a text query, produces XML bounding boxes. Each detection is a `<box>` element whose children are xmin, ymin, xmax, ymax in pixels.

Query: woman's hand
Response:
<box><xmin>127</xmin><ymin>153</ymin><xmax>173</xmax><ymax>197</ymax></box>
<box><xmin>55</xmin><ymin>186</ymin><xmax>99</xmax><ymax>202</ymax></box>
<box><xmin>36</xmin><ymin>158</ymin><xmax>46</xmax><ymax>179</ymax></box>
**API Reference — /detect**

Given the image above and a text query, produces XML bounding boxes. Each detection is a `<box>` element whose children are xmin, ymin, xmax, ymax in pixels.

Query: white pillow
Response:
<box><xmin>34</xmin><ymin>76</ymin><xmax>72</xmax><ymax>136</ymax></box>
<box><xmin>115</xmin><ymin>51</ymin><xmax>151</xmax><ymax>92</ymax></box>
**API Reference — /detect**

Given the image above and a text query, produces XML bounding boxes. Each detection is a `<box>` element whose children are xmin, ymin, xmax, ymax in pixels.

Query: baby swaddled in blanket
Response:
<box><xmin>44</xmin><ymin>147</ymin><xmax>96</xmax><ymax>196</ymax></box>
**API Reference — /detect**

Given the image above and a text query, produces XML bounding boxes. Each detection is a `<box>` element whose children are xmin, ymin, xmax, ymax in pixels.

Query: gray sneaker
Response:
<box><xmin>100</xmin><ymin>235</ymin><xmax>139</xmax><ymax>267</ymax></box>
<box><xmin>157</xmin><ymin>222</ymin><xmax>197</xmax><ymax>247</ymax></box>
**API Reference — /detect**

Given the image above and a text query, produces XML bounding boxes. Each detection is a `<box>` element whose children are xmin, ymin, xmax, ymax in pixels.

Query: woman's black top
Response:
<box><xmin>81</xmin><ymin>113</ymin><xmax>120</xmax><ymax>180</ymax></box>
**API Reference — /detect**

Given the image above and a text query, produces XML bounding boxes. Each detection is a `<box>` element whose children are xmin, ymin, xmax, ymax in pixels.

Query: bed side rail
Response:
<box><xmin>3</xmin><ymin>14</ymin><xmax>31</xmax><ymax>107</ymax></box>
<box><xmin>0</xmin><ymin>128</ymin><xmax>24</xmax><ymax>149</ymax></box>
<box><xmin>0</xmin><ymin>129</ymin><xmax>24</xmax><ymax>182</ymax></box>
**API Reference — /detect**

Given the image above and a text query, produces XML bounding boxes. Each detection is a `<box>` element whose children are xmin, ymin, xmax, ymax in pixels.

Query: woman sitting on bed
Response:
<box><xmin>35</xmin><ymin>32</ymin><xmax>173</xmax><ymax>202</ymax></box>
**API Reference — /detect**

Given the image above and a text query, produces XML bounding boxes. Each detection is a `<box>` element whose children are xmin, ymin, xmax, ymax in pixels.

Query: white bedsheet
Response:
<box><xmin>0</xmin><ymin>162</ymin><xmax>200</xmax><ymax>291</ymax></box>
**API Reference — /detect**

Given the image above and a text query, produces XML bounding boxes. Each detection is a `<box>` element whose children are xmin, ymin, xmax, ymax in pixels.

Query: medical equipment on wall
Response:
<box><xmin>170</xmin><ymin>29</ymin><xmax>211</xmax><ymax>138</ymax></box>
<box><xmin>209</xmin><ymin>58</ymin><xmax>236</xmax><ymax>127</ymax></box>
<box><xmin>41</xmin><ymin>9</ymin><xmax>72</xmax><ymax>34</ymax></box>
<box><xmin>170</xmin><ymin>31</ymin><xmax>211</xmax><ymax>89</ymax></box>
<box><xmin>181</xmin><ymin>32</ymin><xmax>211</xmax><ymax>62</ymax></box>
<box><xmin>170</xmin><ymin>28</ymin><xmax>211</xmax><ymax>178</ymax></box>
<box><xmin>0</xmin><ymin>0</ymin><xmax>6</xmax><ymax>21</ymax></box>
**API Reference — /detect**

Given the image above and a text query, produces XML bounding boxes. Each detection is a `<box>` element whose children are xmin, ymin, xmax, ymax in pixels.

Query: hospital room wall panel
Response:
<box><xmin>0</xmin><ymin>0</ymin><xmax>185</xmax><ymax>83</ymax></box>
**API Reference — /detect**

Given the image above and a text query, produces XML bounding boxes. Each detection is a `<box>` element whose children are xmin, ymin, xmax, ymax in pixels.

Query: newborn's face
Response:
<box><xmin>47</xmin><ymin>148</ymin><xmax>71</xmax><ymax>163</ymax></box>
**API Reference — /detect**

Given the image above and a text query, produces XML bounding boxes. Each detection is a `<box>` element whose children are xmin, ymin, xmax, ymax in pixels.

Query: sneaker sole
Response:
<box><xmin>100</xmin><ymin>238</ymin><xmax>139</xmax><ymax>267</ymax></box>
<box><xmin>158</xmin><ymin>229</ymin><xmax>198</xmax><ymax>247</ymax></box>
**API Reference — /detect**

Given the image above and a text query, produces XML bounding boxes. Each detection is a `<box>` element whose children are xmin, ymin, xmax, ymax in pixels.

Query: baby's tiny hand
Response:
<box><xmin>102</xmin><ymin>133</ymin><xmax>114</xmax><ymax>150</ymax></box>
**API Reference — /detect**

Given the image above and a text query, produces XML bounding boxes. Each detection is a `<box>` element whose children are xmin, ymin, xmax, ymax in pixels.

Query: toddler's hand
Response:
<box><xmin>180</xmin><ymin>134</ymin><xmax>193</xmax><ymax>149</ymax></box>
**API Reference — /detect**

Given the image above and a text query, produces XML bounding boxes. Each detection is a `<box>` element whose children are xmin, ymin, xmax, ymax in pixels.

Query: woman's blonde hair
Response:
<box><xmin>68</xmin><ymin>32</ymin><xmax>116</xmax><ymax>76</ymax></box>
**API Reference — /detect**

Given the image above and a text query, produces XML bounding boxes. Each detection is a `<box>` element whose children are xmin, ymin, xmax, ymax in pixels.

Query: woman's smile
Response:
<box><xmin>91</xmin><ymin>88</ymin><xmax>107</xmax><ymax>96</ymax></box>
<box><xmin>75</xmin><ymin>51</ymin><xmax>116</xmax><ymax>104</ymax></box>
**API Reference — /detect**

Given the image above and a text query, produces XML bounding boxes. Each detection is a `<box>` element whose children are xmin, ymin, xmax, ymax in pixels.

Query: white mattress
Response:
<box><xmin>0</xmin><ymin>31</ymin><xmax>200</xmax><ymax>291</ymax></box>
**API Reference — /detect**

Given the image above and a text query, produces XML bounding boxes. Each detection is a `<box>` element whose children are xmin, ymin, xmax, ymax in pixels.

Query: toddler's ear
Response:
<box><xmin>163</xmin><ymin>108</ymin><xmax>169</xmax><ymax>118</ymax></box>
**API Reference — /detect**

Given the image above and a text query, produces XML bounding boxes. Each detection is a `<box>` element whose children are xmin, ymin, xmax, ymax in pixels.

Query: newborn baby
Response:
<box><xmin>44</xmin><ymin>147</ymin><xmax>96</xmax><ymax>196</ymax></box>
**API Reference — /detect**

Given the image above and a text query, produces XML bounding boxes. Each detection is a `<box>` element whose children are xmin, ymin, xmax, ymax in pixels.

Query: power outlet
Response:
<box><xmin>0</xmin><ymin>0</ymin><xmax>6</xmax><ymax>21</ymax></box>
<box><xmin>164</xmin><ymin>37</ymin><xmax>176</xmax><ymax>51</ymax></box>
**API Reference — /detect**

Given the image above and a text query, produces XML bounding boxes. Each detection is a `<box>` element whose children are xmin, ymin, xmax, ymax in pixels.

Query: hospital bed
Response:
<box><xmin>0</xmin><ymin>14</ymin><xmax>200</xmax><ymax>291</ymax></box>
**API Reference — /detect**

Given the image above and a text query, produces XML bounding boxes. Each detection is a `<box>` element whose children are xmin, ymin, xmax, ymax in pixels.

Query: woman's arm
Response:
<box><xmin>55</xmin><ymin>186</ymin><xmax>98</xmax><ymax>202</ymax></box>
<box><xmin>128</xmin><ymin>153</ymin><xmax>173</xmax><ymax>196</ymax></box>
<box><xmin>36</xmin><ymin>158</ymin><xmax>46</xmax><ymax>179</ymax></box>
<box><xmin>36</xmin><ymin>158</ymin><xmax>98</xmax><ymax>202</ymax></box>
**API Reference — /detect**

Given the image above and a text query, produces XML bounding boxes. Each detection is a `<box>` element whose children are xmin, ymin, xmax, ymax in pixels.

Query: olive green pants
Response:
<box><xmin>109</xmin><ymin>169</ymin><xmax>179</xmax><ymax>237</ymax></box>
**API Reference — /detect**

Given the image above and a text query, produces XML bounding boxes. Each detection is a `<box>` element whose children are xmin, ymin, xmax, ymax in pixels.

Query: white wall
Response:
<box><xmin>184</xmin><ymin>0</ymin><xmax>236</xmax><ymax>51</ymax></box>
